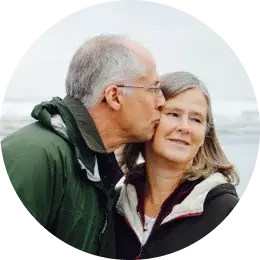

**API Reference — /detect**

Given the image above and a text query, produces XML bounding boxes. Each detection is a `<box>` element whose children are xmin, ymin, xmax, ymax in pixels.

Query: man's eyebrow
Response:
<box><xmin>154</xmin><ymin>80</ymin><xmax>160</xmax><ymax>86</ymax></box>
<box><xmin>144</xmin><ymin>81</ymin><xmax>161</xmax><ymax>88</ymax></box>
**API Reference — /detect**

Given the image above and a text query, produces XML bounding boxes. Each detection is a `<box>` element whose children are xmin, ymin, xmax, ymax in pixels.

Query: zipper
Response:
<box><xmin>101</xmin><ymin>212</ymin><xmax>108</xmax><ymax>234</ymax></box>
<box><xmin>136</xmin><ymin>211</ymin><xmax>147</xmax><ymax>259</ymax></box>
<box><xmin>122</xmin><ymin>209</ymin><xmax>201</xmax><ymax>258</ymax></box>
<box><xmin>99</xmin><ymin>198</ymin><xmax>108</xmax><ymax>242</ymax></box>
<box><xmin>123</xmin><ymin>216</ymin><xmax>142</xmax><ymax>243</ymax></box>
<box><xmin>136</xmin><ymin>246</ymin><xmax>143</xmax><ymax>259</ymax></box>
<box><xmin>98</xmin><ymin>211</ymin><xmax>108</xmax><ymax>243</ymax></box>
<box><xmin>145</xmin><ymin>212</ymin><xmax>202</xmax><ymax>245</ymax></box>
<box><xmin>121</xmin><ymin>215</ymin><xmax>143</xmax><ymax>259</ymax></box>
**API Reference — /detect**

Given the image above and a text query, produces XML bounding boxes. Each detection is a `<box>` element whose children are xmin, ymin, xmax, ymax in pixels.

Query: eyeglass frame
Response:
<box><xmin>101</xmin><ymin>82</ymin><xmax>163</xmax><ymax>103</ymax></box>
<box><xmin>116</xmin><ymin>81</ymin><xmax>163</xmax><ymax>96</ymax></box>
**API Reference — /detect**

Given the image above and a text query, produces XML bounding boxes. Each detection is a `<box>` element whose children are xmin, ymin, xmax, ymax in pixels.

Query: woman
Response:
<box><xmin>115</xmin><ymin>71</ymin><xmax>239</xmax><ymax>259</ymax></box>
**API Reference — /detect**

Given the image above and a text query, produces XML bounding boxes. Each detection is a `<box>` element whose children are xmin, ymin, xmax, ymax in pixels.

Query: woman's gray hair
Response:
<box><xmin>65</xmin><ymin>34</ymin><xmax>145</xmax><ymax>108</ymax></box>
<box><xmin>123</xmin><ymin>71</ymin><xmax>239</xmax><ymax>185</ymax></box>
<box><xmin>161</xmin><ymin>72</ymin><xmax>212</xmax><ymax>135</ymax></box>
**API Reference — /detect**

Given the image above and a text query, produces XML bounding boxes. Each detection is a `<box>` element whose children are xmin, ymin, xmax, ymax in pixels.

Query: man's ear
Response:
<box><xmin>104</xmin><ymin>85</ymin><xmax>123</xmax><ymax>111</ymax></box>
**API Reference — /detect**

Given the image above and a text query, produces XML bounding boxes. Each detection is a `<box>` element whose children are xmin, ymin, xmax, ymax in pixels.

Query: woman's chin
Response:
<box><xmin>160</xmin><ymin>149</ymin><xmax>191</xmax><ymax>164</ymax></box>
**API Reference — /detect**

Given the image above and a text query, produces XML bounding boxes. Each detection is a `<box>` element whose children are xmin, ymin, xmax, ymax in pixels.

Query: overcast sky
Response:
<box><xmin>4</xmin><ymin>1</ymin><xmax>256</xmax><ymax>103</ymax></box>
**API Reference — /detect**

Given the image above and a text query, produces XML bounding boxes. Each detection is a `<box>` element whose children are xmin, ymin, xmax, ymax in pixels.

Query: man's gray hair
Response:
<box><xmin>65</xmin><ymin>34</ymin><xmax>146</xmax><ymax>108</ymax></box>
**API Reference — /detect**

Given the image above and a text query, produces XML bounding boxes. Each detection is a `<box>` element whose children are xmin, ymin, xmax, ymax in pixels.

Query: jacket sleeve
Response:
<box><xmin>2</xmin><ymin>141</ymin><xmax>65</xmax><ymax>228</ymax></box>
<box><xmin>226</xmin><ymin>201</ymin><xmax>240</xmax><ymax>224</ymax></box>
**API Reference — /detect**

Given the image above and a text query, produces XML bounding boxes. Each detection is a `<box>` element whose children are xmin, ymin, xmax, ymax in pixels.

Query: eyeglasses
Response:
<box><xmin>116</xmin><ymin>82</ymin><xmax>163</xmax><ymax>96</ymax></box>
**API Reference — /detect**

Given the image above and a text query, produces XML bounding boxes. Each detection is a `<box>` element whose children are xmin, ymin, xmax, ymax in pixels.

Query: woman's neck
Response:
<box><xmin>144</xmin><ymin>155</ymin><xmax>189</xmax><ymax>217</ymax></box>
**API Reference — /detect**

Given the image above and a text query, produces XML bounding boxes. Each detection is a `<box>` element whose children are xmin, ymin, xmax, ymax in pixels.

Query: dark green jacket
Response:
<box><xmin>1</xmin><ymin>96</ymin><xmax>123</xmax><ymax>257</ymax></box>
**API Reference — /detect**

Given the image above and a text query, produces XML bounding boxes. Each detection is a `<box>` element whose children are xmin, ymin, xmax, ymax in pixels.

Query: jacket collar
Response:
<box><xmin>31</xmin><ymin>96</ymin><xmax>103</xmax><ymax>182</ymax></box>
<box><xmin>63</xmin><ymin>95</ymin><xmax>106</xmax><ymax>153</ymax></box>
<box><xmin>116</xmin><ymin>172</ymin><xmax>228</xmax><ymax>243</ymax></box>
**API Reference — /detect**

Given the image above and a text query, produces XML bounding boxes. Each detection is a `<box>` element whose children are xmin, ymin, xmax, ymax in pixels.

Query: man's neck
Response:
<box><xmin>88</xmin><ymin>107</ymin><xmax>128</xmax><ymax>153</ymax></box>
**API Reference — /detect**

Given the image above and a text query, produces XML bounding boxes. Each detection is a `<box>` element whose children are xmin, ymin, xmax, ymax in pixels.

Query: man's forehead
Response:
<box><xmin>127</xmin><ymin>42</ymin><xmax>156</xmax><ymax>71</ymax></box>
<box><xmin>134</xmin><ymin>69</ymin><xmax>159</xmax><ymax>86</ymax></box>
<box><xmin>148</xmin><ymin>68</ymin><xmax>159</xmax><ymax>82</ymax></box>
<box><xmin>128</xmin><ymin>42</ymin><xmax>153</xmax><ymax>59</ymax></box>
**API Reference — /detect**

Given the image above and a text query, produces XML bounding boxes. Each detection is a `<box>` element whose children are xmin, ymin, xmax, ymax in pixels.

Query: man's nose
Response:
<box><xmin>155</xmin><ymin>92</ymin><xmax>166</xmax><ymax>111</ymax></box>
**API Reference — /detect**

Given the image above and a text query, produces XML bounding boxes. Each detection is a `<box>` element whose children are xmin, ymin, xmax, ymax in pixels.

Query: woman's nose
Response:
<box><xmin>176</xmin><ymin>118</ymin><xmax>191</xmax><ymax>134</ymax></box>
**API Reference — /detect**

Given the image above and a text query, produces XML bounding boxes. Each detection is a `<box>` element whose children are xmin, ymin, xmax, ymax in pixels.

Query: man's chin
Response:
<box><xmin>154</xmin><ymin>120</ymin><xmax>160</xmax><ymax>127</ymax></box>
<box><xmin>143</xmin><ymin>128</ymin><xmax>156</xmax><ymax>141</ymax></box>
<box><xmin>132</xmin><ymin>125</ymin><xmax>156</xmax><ymax>142</ymax></box>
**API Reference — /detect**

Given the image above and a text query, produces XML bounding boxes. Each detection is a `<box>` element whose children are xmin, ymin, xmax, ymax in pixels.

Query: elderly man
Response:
<box><xmin>1</xmin><ymin>34</ymin><xmax>165</xmax><ymax>258</ymax></box>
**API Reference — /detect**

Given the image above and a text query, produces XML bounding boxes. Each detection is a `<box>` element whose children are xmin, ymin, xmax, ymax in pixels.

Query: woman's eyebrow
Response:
<box><xmin>163</xmin><ymin>107</ymin><xmax>205</xmax><ymax>118</ymax></box>
<box><xmin>163</xmin><ymin>107</ymin><xmax>183</xmax><ymax>113</ymax></box>
<box><xmin>190</xmin><ymin>111</ymin><xmax>205</xmax><ymax>118</ymax></box>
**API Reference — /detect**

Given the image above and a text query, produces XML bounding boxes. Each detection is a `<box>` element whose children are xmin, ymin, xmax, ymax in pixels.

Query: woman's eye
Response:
<box><xmin>167</xmin><ymin>113</ymin><xmax>179</xmax><ymax>118</ymax></box>
<box><xmin>191</xmin><ymin>118</ymin><xmax>201</xmax><ymax>123</ymax></box>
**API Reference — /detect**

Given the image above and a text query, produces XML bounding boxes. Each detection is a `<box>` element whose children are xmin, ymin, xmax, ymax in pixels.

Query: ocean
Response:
<box><xmin>1</xmin><ymin>99</ymin><xmax>259</xmax><ymax>197</ymax></box>
<box><xmin>217</xmin><ymin>133</ymin><xmax>259</xmax><ymax>197</ymax></box>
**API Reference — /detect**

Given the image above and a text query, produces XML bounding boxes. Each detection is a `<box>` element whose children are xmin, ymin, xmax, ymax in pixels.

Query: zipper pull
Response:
<box><xmin>144</xmin><ymin>222</ymin><xmax>148</xmax><ymax>231</ymax></box>
<box><xmin>138</xmin><ymin>212</ymin><xmax>147</xmax><ymax>231</ymax></box>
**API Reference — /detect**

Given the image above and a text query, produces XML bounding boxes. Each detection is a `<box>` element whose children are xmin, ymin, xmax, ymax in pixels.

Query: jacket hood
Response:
<box><xmin>31</xmin><ymin>96</ymin><xmax>103</xmax><ymax>182</ymax></box>
<box><xmin>31</xmin><ymin>96</ymin><xmax>78</xmax><ymax>143</ymax></box>
<box><xmin>116</xmin><ymin>172</ymin><xmax>237</xmax><ymax>243</ymax></box>
<box><xmin>31</xmin><ymin>96</ymin><xmax>106</xmax><ymax>152</ymax></box>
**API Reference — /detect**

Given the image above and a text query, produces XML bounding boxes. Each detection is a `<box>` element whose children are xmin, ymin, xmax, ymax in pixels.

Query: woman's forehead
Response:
<box><xmin>163</xmin><ymin>89</ymin><xmax>208</xmax><ymax>114</ymax></box>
